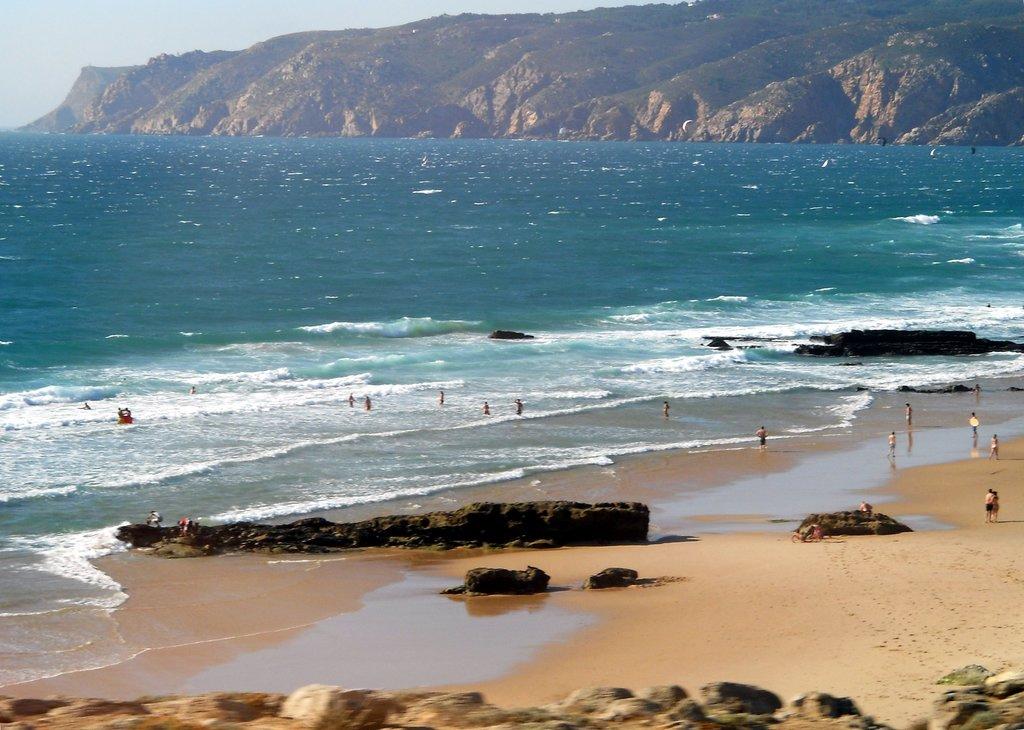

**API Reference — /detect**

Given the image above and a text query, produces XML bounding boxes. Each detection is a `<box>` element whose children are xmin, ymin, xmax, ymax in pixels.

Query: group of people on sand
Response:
<box><xmin>890</xmin><ymin>395</ymin><xmax>1005</xmax><ymax>523</ymax></box>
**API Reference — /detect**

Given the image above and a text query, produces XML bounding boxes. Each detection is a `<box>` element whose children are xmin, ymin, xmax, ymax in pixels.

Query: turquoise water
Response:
<box><xmin>2</xmin><ymin>134</ymin><xmax>1024</xmax><ymax>683</ymax></box>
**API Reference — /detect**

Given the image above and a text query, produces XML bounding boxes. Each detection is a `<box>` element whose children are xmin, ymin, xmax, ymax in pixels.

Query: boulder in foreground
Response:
<box><xmin>799</xmin><ymin>511</ymin><xmax>912</xmax><ymax>536</ymax></box>
<box><xmin>795</xmin><ymin>329</ymin><xmax>1024</xmax><ymax>357</ymax></box>
<box><xmin>584</xmin><ymin>567</ymin><xmax>640</xmax><ymax>589</ymax></box>
<box><xmin>442</xmin><ymin>566</ymin><xmax>550</xmax><ymax>595</ymax></box>
<box><xmin>115</xmin><ymin>501</ymin><xmax>649</xmax><ymax>557</ymax></box>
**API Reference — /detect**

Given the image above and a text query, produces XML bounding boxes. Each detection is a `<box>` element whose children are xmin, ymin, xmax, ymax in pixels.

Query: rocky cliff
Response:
<box><xmin>23</xmin><ymin>0</ymin><xmax>1024</xmax><ymax>144</ymax></box>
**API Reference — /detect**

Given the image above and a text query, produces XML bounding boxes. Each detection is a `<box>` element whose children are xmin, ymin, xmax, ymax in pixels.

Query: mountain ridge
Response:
<box><xmin>22</xmin><ymin>0</ymin><xmax>1024</xmax><ymax>145</ymax></box>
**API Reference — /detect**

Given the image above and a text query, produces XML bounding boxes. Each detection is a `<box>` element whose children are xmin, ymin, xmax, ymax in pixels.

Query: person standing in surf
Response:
<box><xmin>515</xmin><ymin>399</ymin><xmax>523</xmax><ymax>416</ymax></box>
<box><xmin>439</xmin><ymin>390</ymin><xmax>445</xmax><ymax>406</ymax></box>
<box><xmin>364</xmin><ymin>395</ymin><xmax>372</xmax><ymax>411</ymax></box>
<box><xmin>483</xmin><ymin>401</ymin><xmax>490</xmax><ymax>416</ymax></box>
<box><xmin>663</xmin><ymin>401</ymin><xmax>670</xmax><ymax>419</ymax></box>
<box><xmin>888</xmin><ymin>431</ymin><xmax>897</xmax><ymax>459</ymax></box>
<box><xmin>348</xmin><ymin>393</ymin><xmax>355</xmax><ymax>408</ymax></box>
<box><xmin>905</xmin><ymin>403</ymin><xmax>913</xmax><ymax>427</ymax></box>
<box><xmin>756</xmin><ymin>425</ymin><xmax>767</xmax><ymax>449</ymax></box>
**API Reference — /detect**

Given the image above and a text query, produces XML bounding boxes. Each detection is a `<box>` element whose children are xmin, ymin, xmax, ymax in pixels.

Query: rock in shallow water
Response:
<box><xmin>116</xmin><ymin>501</ymin><xmax>650</xmax><ymax>557</ymax></box>
<box><xmin>795</xmin><ymin>329</ymin><xmax>1024</xmax><ymax>357</ymax></box>
<box><xmin>584</xmin><ymin>567</ymin><xmax>640</xmax><ymax>589</ymax></box>
<box><xmin>442</xmin><ymin>566</ymin><xmax>550</xmax><ymax>595</ymax></box>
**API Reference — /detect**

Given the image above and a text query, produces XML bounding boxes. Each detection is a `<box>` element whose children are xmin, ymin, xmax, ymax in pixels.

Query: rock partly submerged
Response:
<box><xmin>115</xmin><ymin>501</ymin><xmax>650</xmax><ymax>557</ymax></box>
<box><xmin>442</xmin><ymin>566</ymin><xmax>551</xmax><ymax>595</ymax></box>
<box><xmin>488</xmin><ymin>329</ymin><xmax>535</xmax><ymax>340</ymax></box>
<box><xmin>795</xmin><ymin>329</ymin><xmax>1024</xmax><ymax>357</ymax></box>
<box><xmin>799</xmin><ymin>511</ymin><xmax>913</xmax><ymax>536</ymax></box>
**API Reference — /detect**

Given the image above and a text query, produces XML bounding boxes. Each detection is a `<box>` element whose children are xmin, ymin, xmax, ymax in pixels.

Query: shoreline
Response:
<box><xmin>4</xmin><ymin>385</ymin><xmax>1024</xmax><ymax>725</ymax></box>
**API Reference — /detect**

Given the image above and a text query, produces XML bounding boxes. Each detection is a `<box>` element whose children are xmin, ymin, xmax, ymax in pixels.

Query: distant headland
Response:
<box><xmin>21</xmin><ymin>0</ymin><xmax>1024</xmax><ymax>145</ymax></box>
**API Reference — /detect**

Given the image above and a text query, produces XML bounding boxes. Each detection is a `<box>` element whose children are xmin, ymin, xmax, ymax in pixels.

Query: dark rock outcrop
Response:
<box><xmin>115</xmin><ymin>501</ymin><xmax>650</xmax><ymax>557</ymax></box>
<box><xmin>799</xmin><ymin>511</ymin><xmax>913</xmax><ymax>536</ymax></box>
<box><xmin>795</xmin><ymin>330</ymin><xmax>1024</xmax><ymax>357</ymax></box>
<box><xmin>705</xmin><ymin>338</ymin><xmax>734</xmax><ymax>351</ymax></box>
<box><xmin>898</xmin><ymin>384</ymin><xmax>972</xmax><ymax>393</ymax></box>
<box><xmin>584</xmin><ymin>567</ymin><xmax>640</xmax><ymax>590</ymax></box>
<box><xmin>442</xmin><ymin>566</ymin><xmax>550</xmax><ymax>595</ymax></box>
<box><xmin>700</xmin><ymin>682</ymin><xmax>783</xmax><ymax>716</ymax></box>
<box><xmin>488</xmin><ymin>330</ymin><xmax>534</xmax><ymax>340</ymax></box>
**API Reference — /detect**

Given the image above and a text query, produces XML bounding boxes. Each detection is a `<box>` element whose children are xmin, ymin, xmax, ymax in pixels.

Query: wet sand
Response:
<box><xmin>5</xmin><ymin>388</ymin><xmax>1024</xmax><ymax>726</ymax></box>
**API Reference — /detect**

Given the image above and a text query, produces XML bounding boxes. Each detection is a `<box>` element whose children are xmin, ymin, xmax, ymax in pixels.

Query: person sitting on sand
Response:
<box><xmin>859</xmin><ymin>501</ymin><xmax>873</xmax><ymax>516</ymax></box>
<box><xmin>756</xmin><ymin>426</ymin><xmax>767</xmax><ymax>449</ymax></box>
<box><xmin>986</xmin><ymin>489</ymin><xmax>997</xmax><ymax>523</ymax></box>
<box><xmin>147</xmin><ymin>510</ymin><xmax>162</xmax><ymax>527</ymax></box>
<box><xmin>990</xmin><ymin>434</ymin><xmax>1000</xmax><ymax>460</ymax></box>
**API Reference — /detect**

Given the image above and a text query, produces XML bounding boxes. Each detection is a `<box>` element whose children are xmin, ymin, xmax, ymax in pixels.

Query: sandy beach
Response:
<box><xmin>6</xmin><ymin>393</ymin><xmax>1024</xmax><ymax>727</ymax></box>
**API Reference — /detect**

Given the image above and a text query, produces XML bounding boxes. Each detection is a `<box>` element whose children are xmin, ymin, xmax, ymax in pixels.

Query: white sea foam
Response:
<box><xmin>945</xmin><ymin>258</ymin><xmax>975</xmax><ymax>264</ymax></box>
<box><xmin>707</xmin><ymin>295</ymin><xmax>749</xmax><ymax>302</ymax></box>
<box><xmin>104</xmin><ymin>334</ymin><xmax>130</xmax><ymax>339</ymax></box>
<box><xmin>0</xmin><ymin>486</ymin><xmax>77</xmax><ymax>503</ymax></box>
<box><xmin>620</xmin><ymin>351</ymin><xmax>746</xmax><ymax>375</ymax></box>
<box><xmin>0</xmin><ymin>340</ymin><xmax>12</xmax><ymax>346</ymax></box>
<box><xmin>412</xmin><ymin>189</ymin><xmax>442</xmax><ymax>195</ymax></box>
<box><xmin>298</xmin><ymin>317</ymin><xmax>479</xmax><ymax>338</ymax></box>
<box><xmin>10</xmin><ymin>526</ymin><xmax>127</xmax><ymax>601</ymax></box>
<box><xmin>0</xmin><ymin>385</ymin><xmax>119</xmax><ymax>411</ymax></box>
<box><xmin>892</xmin><ymin>214</ymin><xmax>940</xmax><ymax>225</ymax></box>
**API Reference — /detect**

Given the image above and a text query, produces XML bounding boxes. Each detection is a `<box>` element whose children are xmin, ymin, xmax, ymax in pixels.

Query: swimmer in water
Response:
<box><xmin>663</xmin><ymin>401</ymin><xmax>670</xmax><ymax>419</ymax></box>
<box><xmin>439</xmin><ymin>390</ymin><xmax>445</xmax><ymax>406</ymax></box>
<box><xmin>483</xmin><ymin>401</ymin><xmax>491</xmax><ymax>416</ymax></box>
<box><xmin>81</xmin><ymin>402</ymin><xmax>91</xmax><ymax>410</ymax></box>
<box><xmin>189</xmin><ymin>385</ymin><xmax>197</xmax><ymax>395</ymax></box>
<box><xmin>364</xmin><ymin>396</ymin><xmax>372</xmax><ymax>411</ymax></box>
<box><xmin>348</xmin><ymin>393</ymin><xmax>355</xmax><ymax>408</ymax></box>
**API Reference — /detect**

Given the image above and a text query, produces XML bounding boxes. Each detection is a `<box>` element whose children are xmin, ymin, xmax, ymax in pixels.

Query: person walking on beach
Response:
<box><xmin>439</xmin><ymin>390</ymin><xmax>445</xmax><ymax>406</ymax></box>
<box><xmin>970</xmin><ymin>412</ymin><xmax>980</xmax><ymax>436</ymax></box>
<box><xmin>990</xmin><ymin>434</ymin><xmax>1000</xmax><ymax>460</ymax></box>
<box><xmin>993</xmin><ymin>491</ymin><xmax>1000</xmax><ymax>522</ymax></box>
<box><xmin>985</xmin><ymin>489</ymin><xmax>998</xmax><ymax>523</ymax></box>
<box><xmin>905</xmin><ymin>403</ymin><xmax>913</xmax><ymax>427</ymax></box>
<box><xmin>483</xmin><ymin>401</ymin><xmax>491</xmax><ymax>416</ymax></box>
<box><xmin>348</xmin><ymin>393</ymin><xmax>355</xmax><ymax>408</ymax></box>
<box><xmin>663</xmin><ymin>401</ymin><xmax>670</xmax><ymax>419</ymax></box>
<box><xmin>756</xmin><ymin>425</ymin><xmax>767</xmax><ymax>449</ymax></box>
<box><xmin>515</xmin><ymin>398</ymin><xmax>524</xmax><ymax>416</ymax></box>
<box><xmin>364</xmin><ymin>395</ymin><xmax>372</xmax><ymax>411</ymax></box>
<box><xmin>888</xmin><ymin>431</ymin><xmax>897</xmax><ymax>459</ymax></box>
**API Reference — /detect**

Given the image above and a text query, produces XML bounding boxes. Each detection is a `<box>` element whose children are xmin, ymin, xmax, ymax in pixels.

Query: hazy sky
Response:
<box><xmin>2</xmin><ymin>0</ymin><xmax>653</xmax><ymax>127</ymax></box>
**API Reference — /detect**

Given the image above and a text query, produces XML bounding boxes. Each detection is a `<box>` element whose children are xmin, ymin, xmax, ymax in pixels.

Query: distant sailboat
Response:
<box><xmin>821</xmin><ymin>159</ymin><xmax>830</xmax><ymax>168</ymax></box>
<box><xmin>421</xmin><ymin>154</ymin><xmax>431</xmax><ymax>167</ymax></box>
<box><xmin>930</xmin><ymin>148</ymin><xmax>938</xmax><ymax>157</ymax></box>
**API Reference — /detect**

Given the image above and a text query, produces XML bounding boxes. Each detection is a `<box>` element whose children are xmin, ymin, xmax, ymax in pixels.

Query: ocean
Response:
<box><xmin>1</xmin><ymin>133</ymin><xmax>1024</xmax><ymax>684</ymax></box>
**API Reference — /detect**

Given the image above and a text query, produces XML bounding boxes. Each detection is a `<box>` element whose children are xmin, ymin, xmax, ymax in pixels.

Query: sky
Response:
<box><xmin>1</xmin><ymin>0</ymin><xmax>653</xmax><ymax>127</ymax></box>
